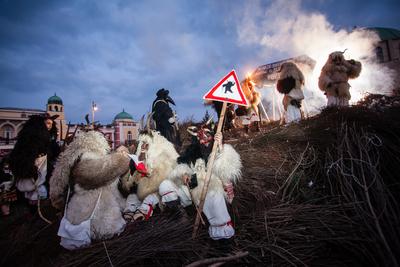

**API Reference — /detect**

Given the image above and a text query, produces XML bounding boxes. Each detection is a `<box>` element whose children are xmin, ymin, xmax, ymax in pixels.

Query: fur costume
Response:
<box><xmin>238</xmin><ymin>78</ymin><xmax>262</xmax><ymax>131</ymax></box>
<box><xmin>242</xmin><ymin>77</ymin><xmax>261</xmax><ymax>115</ymax></box>
<box><xmin>9</xmin><ymin>114</ymin><xmax>60</xmax><ymax>202</ymax></box>
<box><xmin>123</xmin><ymin>130</ymin><xmax>179</xmax><ymax>220</ymax></box>
<box><xmin>133</xmin><ymin>130</ymin><xmax>179</xmax><ymax>201</ymax></box>
<box><xmin>318</xmin><ymin>51</ymin><xmax>362</xmax><ymax>106</ymax></box>
<box><xmin>152</xmin><ymin>88</ymin><xmax>181</xmax><ymax>147</ymax></box>
<box><xmin>50</xmin><ymin>131</ymin><xmax>129</xmax><ymax>243</ymax></box>
<box><xmin>159</xmin><ymin>122</ymin><xmax>242</xmax><ymax>240</ymax></box>
<box><xmin>277</xmin><ymin>62</ymin><xmax>305</xmax><ymax>123</ymax></box>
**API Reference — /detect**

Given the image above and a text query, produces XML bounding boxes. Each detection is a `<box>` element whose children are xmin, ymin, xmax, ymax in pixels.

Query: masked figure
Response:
<box><xmin>122</xmin><ymin>127</ymin><xmax>179</xmax><ymax>222</ymax></box>
<box><xmin>50</xmin><ymin>131</ymin><xmax>130</xmax><ymax>250</ymax></box>
<box><xmin>276</xmin><ymin>62</ymin><xmax>305</xmax><ymax>123</ymax></box>
<box><xmin>318</xmin><ymin>51</ymin><xmax>362</xmax><ymax>107</ymax></box>
<box><xmin>9</xmin><ymin>113</ymin><xmax>60</xmax><ymax>206</ymax></box>
<box><xmin>158</xmin><ymin>119</ymin><xmax>242</xmax><ymax>240</ymax></box>
<box><xmin>152</xmin><ymin>88</ymin><xmax>180</xmax><ymax>147</ymax></box>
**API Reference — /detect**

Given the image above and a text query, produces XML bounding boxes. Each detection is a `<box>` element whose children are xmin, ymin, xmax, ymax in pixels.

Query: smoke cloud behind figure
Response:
<box><xmin>236</xmin><ymin>0</ymin><xmax>396</xmax><ymax>115</ymax></box>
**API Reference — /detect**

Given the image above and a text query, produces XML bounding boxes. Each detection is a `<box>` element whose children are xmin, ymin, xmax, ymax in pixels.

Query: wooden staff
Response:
<box><xmin>192</xmin><ymin>101</ymin><xmax>227</xmax><ymax>238</ymax></box>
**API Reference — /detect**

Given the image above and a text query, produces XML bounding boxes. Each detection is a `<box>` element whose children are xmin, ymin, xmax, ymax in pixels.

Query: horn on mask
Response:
<box><xmin>139</xmin><ymin>114</ymin><xmax>145</xmax><ymax>132</ymax></box>
<box><xmin>205</xmin><ymin>116</ymin><xmax>213</xmax><ymax>126</ymax></box>
<box><xmin>187</xmin><ymin>126</ymin><xmax>198</xmax><ymax>136</ymax></box>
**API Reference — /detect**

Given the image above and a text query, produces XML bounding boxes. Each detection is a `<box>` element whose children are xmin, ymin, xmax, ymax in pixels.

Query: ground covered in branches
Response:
<box><xmin>1</xmin><ymin>94</ymin><xmax>400</xmax><ymax>266</ymax></box>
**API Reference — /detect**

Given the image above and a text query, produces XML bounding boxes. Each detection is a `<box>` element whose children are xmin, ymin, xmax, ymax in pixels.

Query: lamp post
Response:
<box><xmin>92</xmin><ymin>101</ymin><xmax>98</xmax><ymax>128</ymax></box>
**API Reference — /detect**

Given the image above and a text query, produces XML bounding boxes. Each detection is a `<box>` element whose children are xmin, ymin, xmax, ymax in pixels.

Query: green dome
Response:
<box><xmin>48</xmin><ymin>94</ymin><xmax>63</xmax><ymax>105</ymax></box>
<box><xmin>367</xmin><ymin>27</ymin><xmax>400</xmax><ymax>41</ymax></box>
<box><xmin>114</xmin><ymin>109</ymin><xmax>133</xmax><ymax>121</ymax></box>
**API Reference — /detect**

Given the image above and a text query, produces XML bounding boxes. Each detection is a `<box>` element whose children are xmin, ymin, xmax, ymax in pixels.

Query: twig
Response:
<box><xmin>185</xmin><ymin>251</ymin><xmax>249</xmax><ymax>267</ymax></box>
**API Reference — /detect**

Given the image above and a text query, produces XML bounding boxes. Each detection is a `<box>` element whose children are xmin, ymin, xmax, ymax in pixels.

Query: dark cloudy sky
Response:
<box><xmin>1</xmin><ymin>0</ymin><xmax>399</xmax><ymax>124</ymax></box>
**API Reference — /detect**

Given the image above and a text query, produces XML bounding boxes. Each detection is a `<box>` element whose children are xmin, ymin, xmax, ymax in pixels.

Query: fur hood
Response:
<box><xmin>279</xmin><ymin>62</ymin><xmax>305</xmax><ymax>84</ymax></box>
<box><xmin>134</xmin><ymin>130</ymin><xmax>179</xmax><ymax>200</ymax></box>
<box><xmin>50</xmin><ymin>131</ymin><xmax>113</xmax><ymax>209</ymax></box>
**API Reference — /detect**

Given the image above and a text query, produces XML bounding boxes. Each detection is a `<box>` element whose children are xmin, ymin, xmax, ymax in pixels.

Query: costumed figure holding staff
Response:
<box><xmin>318</xmin><ymin>50</ymin><xmax>362</xmax><ymax>107</ymax></box>
<box><xmin>276</xmin><ymin>62</ymin><xmax>305</xmax><ymax>124</ymax></box>
<box><xmin>159</xmin><ymin>70</ymin><xmax>243</xmax><ymax>242</ymax></box>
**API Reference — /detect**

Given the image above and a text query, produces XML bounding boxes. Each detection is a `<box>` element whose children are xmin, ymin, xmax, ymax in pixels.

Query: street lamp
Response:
<box><xmin>92</xmin><ymin>101</ymin><xmax>98</xmax><ymax>128</ymax></box>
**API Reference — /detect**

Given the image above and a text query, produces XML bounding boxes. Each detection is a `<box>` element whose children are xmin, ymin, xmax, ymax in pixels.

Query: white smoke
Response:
<box><xmin>237</xmin><ymin>0</ymin><xmax>395</xmax><ymax>117</ymax></box>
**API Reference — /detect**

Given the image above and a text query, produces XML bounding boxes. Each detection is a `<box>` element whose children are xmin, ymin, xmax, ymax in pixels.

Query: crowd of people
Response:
<box><xmin>0</xmin><ymin>50</ymin><xmax>362</xmax><ymax>251</ymax></box>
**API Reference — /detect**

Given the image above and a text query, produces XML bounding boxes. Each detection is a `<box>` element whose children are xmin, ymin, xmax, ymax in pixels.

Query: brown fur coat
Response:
<box><xmin>318</xmin><ymin>51</ymin><xmax>362</xmax><ymax>100</ymax></box>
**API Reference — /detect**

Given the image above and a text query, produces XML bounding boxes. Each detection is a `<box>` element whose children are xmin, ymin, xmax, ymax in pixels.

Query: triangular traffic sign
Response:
<box><xmin>203</xmin><ymin>70</ymin><xmax>249</xmax><ymax>106</ymax></box>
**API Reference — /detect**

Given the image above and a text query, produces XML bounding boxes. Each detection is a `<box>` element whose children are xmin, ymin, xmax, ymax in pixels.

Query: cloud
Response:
<box><xmin>0</xmin><ymin>0</ymin><xmax>399</xmax><ymax>124</ymax></box>
<box><xmin>235</xmin><ymin>0</ymin><xmax>396</xmax><ymax>116</ymax></box>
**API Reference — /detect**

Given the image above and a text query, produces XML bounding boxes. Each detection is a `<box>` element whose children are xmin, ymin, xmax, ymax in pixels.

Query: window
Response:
<box><xmin>55</xmin><ymin>105</ymin><xmax>59</xmax><ymax>112</ymax></box>
<box><xmin>49</xmin><ymin>106</ymin><xmax>53</xmax><ymax>111</ymax></box>
<box><xmin>2</xmin><ymin>125</ymin><xmax>14</xmax><ymax>139</ymax></box>
<box><xmin>60</xmin><ymin>106</ymin><xmax>63</xmax><ymax>112</ymax></box>
<box><xmin>375</xmin><ymin>46</ymin><xmax>384</xmax><ymax>62</ymax></box>
<box><xmin>127</xmin><ymin>131</ymin><xmax>132</xmax><ymax>141</ymax></box>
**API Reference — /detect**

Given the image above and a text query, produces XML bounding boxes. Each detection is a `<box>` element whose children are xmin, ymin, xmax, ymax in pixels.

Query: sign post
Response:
<box><xmin>192</xmin><ymin>70</ymin><xmax>248</xmax><ymax>238</ymax></box>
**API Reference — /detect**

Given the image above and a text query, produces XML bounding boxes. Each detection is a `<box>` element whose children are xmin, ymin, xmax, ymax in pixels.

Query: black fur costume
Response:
<box><xmin>9</xmin><ymin>114</ymin><xmax>60</xmax><ymax>185</ymax></box>
<box><xmin>152</xmin><ymin>88</ymin><xmax>181</xmax><ymax>147</ymax></box>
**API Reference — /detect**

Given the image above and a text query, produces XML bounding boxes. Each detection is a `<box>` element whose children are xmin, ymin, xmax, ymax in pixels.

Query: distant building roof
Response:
<box><xmin>48</xmin><ymin>94</ymin><xmax>63</xmax><ymax>105</ymax></box>
<box><xmin>0</xmin><ymin>107</ymin><xmax>46</xmax><ymax>112</ymax></box>
<box><xmin>114</xmin><ymin>109</ymin><xmax>133</xmax><ymax>121</ymax></box>
<box><xmin>367</xmin><ymin>27</ymin><xmax>400</xmax><ymax>41</ymax></box>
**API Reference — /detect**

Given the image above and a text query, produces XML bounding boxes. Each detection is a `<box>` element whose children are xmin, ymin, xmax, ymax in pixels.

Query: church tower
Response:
<box><xmin>46</xmin><ymin>93</ymin><xmax>67</xmax><ymax>141</ymax></box>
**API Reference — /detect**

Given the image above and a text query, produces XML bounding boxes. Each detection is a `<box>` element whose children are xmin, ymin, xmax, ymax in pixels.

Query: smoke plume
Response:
<box><xmin>237</xmin><ymin>0</ymin><xmax>395</xmax><ymax>117</ymax></box>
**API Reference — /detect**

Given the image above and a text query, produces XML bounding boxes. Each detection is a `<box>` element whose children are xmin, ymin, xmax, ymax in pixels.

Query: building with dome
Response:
<box><xmin>113</xmin><ymin>109</ymin><xmax>138</xmax><ymax>147</ymax></box>
<box><xmin>0</xmin><ymin>94</ymin><xmax>139</xmax><ymax>157</ymax></box>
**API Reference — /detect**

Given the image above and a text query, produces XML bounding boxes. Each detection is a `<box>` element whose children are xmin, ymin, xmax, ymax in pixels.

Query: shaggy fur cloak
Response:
<box><xmin>50</xmin><ymin>131</ymin><xmax>130</xmax><ymax>240</ymax></box>
<box><xmin>131</xmin><ymin>131</ymin><xmax>179</xmax><ymax>201</ymax></box>
<box><xmin>277</xmin><ymin>62</ymin><xmax>305</xmax><ymax>111</ymax></box>
<box><xmin>167</xmin><ymin>141</ymin><xmax>242</xmax><ymax>205</ymax></box>
<box><xmin>9</xmin><ymin>115</ymin><xmax>59</xmax><ymax>183</ymax></box>
<box><xmin>318</xmin><ymin>51</ymin><xmax>362</xmax><ymax>100</ymax></box>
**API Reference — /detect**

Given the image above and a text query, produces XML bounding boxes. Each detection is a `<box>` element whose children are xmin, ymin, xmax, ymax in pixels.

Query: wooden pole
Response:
<box><xmin>192</xmin><ymin>101</ymin><xmax>227</xmax><ymax>238</ymax></box>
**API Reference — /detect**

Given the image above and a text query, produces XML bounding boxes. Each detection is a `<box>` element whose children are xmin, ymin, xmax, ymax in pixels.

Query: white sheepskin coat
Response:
<box><xmin>167</xmin><ymin>144</ymin><xmax>241</xmax><ymax>205</ymax></box>
<box><xmin>134</xmin><ymin>131</ymin><xmax>179</xmax><ymax>201</ymax></box>
<box><xmin>318</xmin><ymin>51</ymin><xmax>362</xmax><ymax>100</ymax></box>
<box><xmin>50</xmin><ymin>131</ymin><xmax>130</xmax><ymax>240</ymax></box>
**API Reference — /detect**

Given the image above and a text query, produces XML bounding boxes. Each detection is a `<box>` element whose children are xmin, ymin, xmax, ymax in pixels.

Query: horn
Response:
<box><xmin>145</xmin><ymin>112</ymin><xmax>153</xmax><ymax>131</ymax></box>
<box><xmin>205</xmin><ymin>116</ymin><xmax>213</xmax><ymax>126</ymax></box>
<box><xmin>139</xmin><ymin>114</ymin><xmax>145</xmax><ymax>132</ymax></box>
<box><xmin>341</xmin><ymin>49</ymin><xmax>348</xmax><ymax>54</ymax></box>
<box><xmin>187</xmin><ymin>126</ymin><xmax>198</xmax><ymax>136</ymax></box>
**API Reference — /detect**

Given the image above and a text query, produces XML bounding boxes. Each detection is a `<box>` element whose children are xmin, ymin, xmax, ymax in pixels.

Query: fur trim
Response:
<box><xmin>167</xmin><ymin>163</ymin><xmax>193</xmax><ymax>187</ymax></box>
<box><xmin>213</xmin><ymin>144</ymin><xmax>242</xmax><ymax>185</ymax></box>
<box><xmin>72</xmin><ymin>152</ymin><xmax>129</xmax><ymax>190</ymax></box>
<box><xmin>66</xmin><ymin>180</ymin><xmax>126</xmax><ymax>240</ymax></box>
<box><xmin>135</xmin><ymin>131</ymin><xmax>179</xmax><ymax>200</ymax></box>
<box><xmin>279</xmin><ymin>62</ymin><xmax>305</xmax><ymax>85</ymax></box>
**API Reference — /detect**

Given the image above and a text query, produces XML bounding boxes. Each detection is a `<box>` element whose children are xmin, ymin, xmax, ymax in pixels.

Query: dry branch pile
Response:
<box><xmin>1</xmin><ymin>94</ymin><xmax>400</xmax><ymax>266</ymax></box>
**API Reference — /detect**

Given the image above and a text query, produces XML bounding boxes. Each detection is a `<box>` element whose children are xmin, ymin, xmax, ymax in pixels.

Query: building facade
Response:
<box><xmin>0</xmin><ymin>95</ymin><xmax>139</xmax><ymax>157</ymax></box>
<box><xmin>369</xmin><ymin>27</ymin><xmax>400</xmax><ymax>93</ymax></box>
